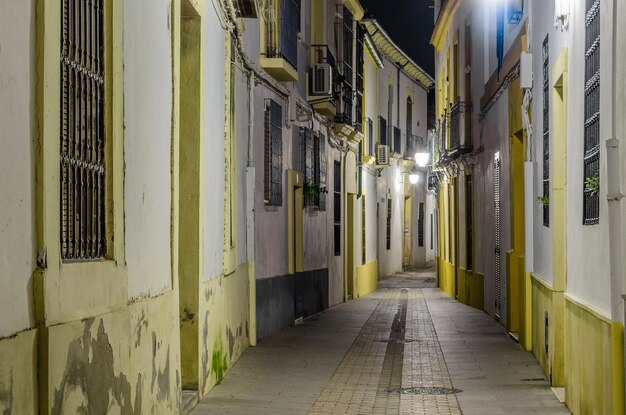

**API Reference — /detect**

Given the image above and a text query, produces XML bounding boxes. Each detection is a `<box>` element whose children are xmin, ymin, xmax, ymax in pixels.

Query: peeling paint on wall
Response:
<box><xmin>150</xmin><ymin>332</ymin><xmax>172</xmax><ymax>404</ymax></box>
<box><xmin>0</xmin><ymin>371</ymin><xmax>13</xmax><ymax>415</ymax></box>
<box><xmin>51</xmin><ymin>319</ymin><xmax>135</xmax><ymax>415</ymax></box>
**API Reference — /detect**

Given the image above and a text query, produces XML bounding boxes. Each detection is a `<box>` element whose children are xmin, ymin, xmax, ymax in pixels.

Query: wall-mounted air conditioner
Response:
<box><xmin>376</xmin><ymin>144</ymin><xmax>390</xmax><ymax>166</ymax></box>
<box><xmin>309</xmin><ymin>63</ymin><xmax>332</xmax><ymax>96</ymax></box>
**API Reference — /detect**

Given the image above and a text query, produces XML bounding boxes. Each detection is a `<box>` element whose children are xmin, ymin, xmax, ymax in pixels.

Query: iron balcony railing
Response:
<box><xmin>434</xmin><ymin>111</ymin><xmax>447</xmax><ymax>165</ymax></box>
<box><xmin>449</xmin><ymin>101</ymin><xmax>473</xmax><ymax>158</ymax></box>
<box><xmin>263</xmin><ymin>0</ymin><xmax>300</xmax><ymax>69</ymax></box>
<box><xmin>404</xmin><ymin>134</ymin><xmax>427</xmax><ymax>159</ymax></box>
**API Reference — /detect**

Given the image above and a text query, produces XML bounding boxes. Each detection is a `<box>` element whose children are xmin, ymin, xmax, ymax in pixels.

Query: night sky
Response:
<box><xmin>360</xmin><ymin>0</ymin><xmax>435</xmax><ymax>77</ymax></box>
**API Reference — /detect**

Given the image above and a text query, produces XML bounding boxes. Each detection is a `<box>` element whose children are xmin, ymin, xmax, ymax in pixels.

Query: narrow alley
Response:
<box><xmin>189</xmin><ymin>267</ymin><xmax>569</xmax><ymax>415</ymax></box>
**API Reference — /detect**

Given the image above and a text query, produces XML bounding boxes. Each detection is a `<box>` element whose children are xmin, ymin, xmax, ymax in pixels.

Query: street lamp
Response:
<box><xmin>409</xmin><ymin>167</ymin><xmax>420</xmax><ymax>184</ymax></box>
<box><xmin>414</xmin><ymin>152</ymin><xmax>429</xmax><ymax>168</ymax></box>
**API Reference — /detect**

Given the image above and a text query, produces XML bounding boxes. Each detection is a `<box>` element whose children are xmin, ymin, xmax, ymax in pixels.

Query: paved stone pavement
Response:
<box><xmin>190</xmin><ymin>267</ymin><xmax>570</xmax><ymax>414</ymax></box>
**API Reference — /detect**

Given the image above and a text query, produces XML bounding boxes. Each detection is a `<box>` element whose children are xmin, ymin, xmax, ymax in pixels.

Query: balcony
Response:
<box><xmin>434</xmin><ymin>112</ymin><xmax>449</xmax><ymax>166</ymax></box>
<box><xmin>261</xmin><ymin>0</ymin><xmax>299</xmax><ymax>82</ymax></box>
<box><xmin>308</xmin><ymin>45</ymin><xmax>337</xmax><ymax>118</ymax></box>
<box><xmin>448</xmin><ymin>101</ymin><xmax>473</xmax><ymax>159</ymax></box>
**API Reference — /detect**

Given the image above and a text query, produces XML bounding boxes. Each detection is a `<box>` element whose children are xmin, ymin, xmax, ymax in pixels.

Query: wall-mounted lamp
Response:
<box><xmin>414</xmin><ymin>152</ymin><xmax>429</xmax><ymax>167</ymax></box>
<box><xmin>409</xmin><ymin>167</ymin><xmax>420</xmax><ymax>185</ymax></box>
<box><xmin>555</xmin><ymin>0</ymin><xmax>570</xmax><ymax>31</ymax></box>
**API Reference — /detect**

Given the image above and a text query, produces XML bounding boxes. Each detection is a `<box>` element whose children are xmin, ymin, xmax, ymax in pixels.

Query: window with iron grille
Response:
<box><xmin>264</xmin><ymin>0</ymin><xmax>300</xmax><ymax>69</ymax></box>
<box><xmin>584</xmin><ymin>0</ymin><xmax>600</xmax><ymax>225</ymax></box>
<box><xmin>361</xmin><ymin>196</ymin><xmax>366</xmax><ymax>264</ymax></box>
<box><xmin>60</xmin><ymin>0</ymin><xmax>107</xmax><ymax>261</ymax></box>
<box><xmin>418</xmin><ymin>202</ymin><xmax>425</xmax><ymax>247</ymax></box>
<box><xmin>367</xmin><ymin>118</ymin><xmax>374</xmax><ymax>156</ymax></box>
<box><xmin>317</xmin><ymin>132</ymin><xmax>327</xmax><ymax>210</ymax></box>
<box><xmin>379</xmin><ymin>116</ymin><xmax>387</xmax><ymax>146</ymax></box>
<box><xmin>301</xmin><ymin>127</ymin><xmax>315</xmax><ymax>206</ymax></box>
<box><xmin>334</xmin><ymin>161</ymin><xmax>341</xmax><ymax>256</ymax></box>
<box><xmin>430</xmin><ymin>213</ymin><xmax>434</xmax><ymax>250</ymax></box>
<box><xmin>466</xmin><ymin>174</ymin><xmax>473</xmax><ymax>269</ymax></box>
<box><xmin>265</xmin><ymin>99</ymin><xmax>283</xmax><ymax>206</ymax></box>
<box><xmin>386</xmin><ymin>198</ymin><xmax>392</xmax><ymax>250</ymax></box>
<box><xmin>354</xmin><ymin>24</ymin><xmax>365</xmax><ymax>132</ymax></box>
<box><xmin>393</xmin><ymin>127</ymin><xmax>401</xmax><ymax>154</ymax></box>
<box><xmin>542</xmin><ymin>35</ymin><xmax>550</xmax><ymax>227</ymax></box>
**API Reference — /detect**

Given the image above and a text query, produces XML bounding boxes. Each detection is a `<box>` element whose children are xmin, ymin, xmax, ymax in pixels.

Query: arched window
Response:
<box><xmin>406</xmin><ymin>97</ymin><xmax>413</xmax><ymax>154</ymax></box>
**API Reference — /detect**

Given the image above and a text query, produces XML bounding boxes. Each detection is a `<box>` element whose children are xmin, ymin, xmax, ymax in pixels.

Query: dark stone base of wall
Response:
<box><xmin>256</xmin><ymin>268</ymin><xmax>329</xmax><ymax>342</ymax></box>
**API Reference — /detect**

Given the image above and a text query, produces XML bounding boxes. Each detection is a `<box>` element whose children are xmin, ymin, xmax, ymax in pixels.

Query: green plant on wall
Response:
<box><xmin>537</xmin><ymin>195</ymin><xmax>550</xmax><ymax>206</ymax></box>
<box><xmin>304</xmin><ymin>181</ymin><xmax>319</xmax><ymax>206</ymax></box>
<box><xmin>585</xmin><ymin>174</ymin><xmax>600</xmax><ymax>196</ymax></box>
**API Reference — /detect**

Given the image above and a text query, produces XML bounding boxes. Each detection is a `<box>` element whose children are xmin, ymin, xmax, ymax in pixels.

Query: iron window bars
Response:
<box><xmin>418</xmin><ymin>203</ymin><xmax>425</xmax><ymax>247</ymax></box>
<box><xmin>60</xmin><ymin>0</ymin><xmax>107</xmax><ymax>261</ymax></box>
<box><xmin>334</xmin><ymin>161</ymin><xmax>341</xmax><ymax>256</ymax></box>
<box><xmin>583</xmin><ymin>0</ymin><xmax>600</xmax><ymax>225</ymax></box>
<box><xmin>378</xmin><ymin>116</ymin><xmax>387</xmax><ymax>146</ymax></box>
<box><xmin>386</xmin><ymin>198</ymin><xmax>392</xmax><ymax>250</ymax></box>
<box><xmin>264</xmin><ymin>0</ymin><xmax>300</xmax><ymax>69</ymax></box>
<box><xmin>393</xmin><ymin>127</ymin><xmax>402</xmax><ymax>155</ymax></box>
<box><xmin>301</xmin><ymin>128</ymin><xmax>326</xmax><ymax>209</ymax></box>
<box><xmin>265</xmin><ymin>99</ymin><xmax>283</xmax><ymax>206</ymax></box>
<box><xmin>543</xmin><ymin>35</ymin><xmax>550</xmax><ymax>227</ymax></box>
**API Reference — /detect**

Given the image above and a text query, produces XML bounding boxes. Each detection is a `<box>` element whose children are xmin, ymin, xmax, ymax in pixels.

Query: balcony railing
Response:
<box><xmin>263</xmin><ymin>0</ymin><xmax>299</xmax><ymax>69</ymax></box>
<box><xmin>434</xmin><ymin>111</ymin><xmax>447</xmax><ymax>165</ymax></box>
<box><xmin>449</xmin><ymin>101</ymin><xmax>472</xmax><ymax>158</ymax></box>
<box><xmin>404</xmin><ymin>134</ymin><xmax>427</xmax><ymax>159</ymax></box>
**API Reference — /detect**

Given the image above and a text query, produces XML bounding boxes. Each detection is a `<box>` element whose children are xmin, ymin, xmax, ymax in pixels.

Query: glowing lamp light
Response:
<box><xmin>414</xmin><ymin>152</ymin><xmax>429</xmax><ymax>167</ymax></box>
<box><xmin>409</xmin><ymin>167</ymin><xmax>420</xmax><ymax>185</ymax></box>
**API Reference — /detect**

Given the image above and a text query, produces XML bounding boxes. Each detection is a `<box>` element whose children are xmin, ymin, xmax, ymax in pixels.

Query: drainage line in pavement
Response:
<box><xmin>373</xmin><ymin>289</ymin><xmax>409</xmax><ymax>413</ymax></box>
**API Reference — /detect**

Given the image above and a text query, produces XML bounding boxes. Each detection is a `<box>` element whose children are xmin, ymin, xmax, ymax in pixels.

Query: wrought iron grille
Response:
<box><xmin>367</xmin><ymin>118</ymin><xmax>374</xmax><ymax>156</ymax></box>
<box><xmin>379</xmin><ymin>116</ymin><xmax>387</xmax><ymax>146</ymax></box>
<box><xmin>386</xmin><ymin>198</ymin><xmax>392</xmax><ymax>250</ymax></box>
<box><xmin>393</xmin><ymin>127</ymin><xmax>401</xmax><ymax>154</ymax></box>
<box><xmin>334</xmin><ymin>161</ymin><xmax>341</xmax><ymax>255</ymax></box>
<box><xmin>318</xmin><ymin>133</ymin><xmax>327</xmax><ymax>210</ymax></box>
<box><xmin>583</xmin><ymin>0</ymin><xmax>600</xmax><ymax>225</ymax></box>
<box><xmin>494</xmin><ymin>155</ymin><xmax>502</xmax><ymax>319</ymax></box>
<box><xmin>301</xmin><ymin>127</ymin><xmax>315</xmax><ymax>207</ymax></box>
<box><xmin>449</xmin><ymin>103</ymin><xmax>461</xmax><ymax>152</ymax></box>
<box><xmin>60</xmin><ymin>0</ymin><xmax>107</xmax><ymax>261</ymax></box>
<box><xmin>265</xmin><ymin>99</ymin><xmax>283</xmax><ymax>206</ymax></box>
<box><xmin>361</xmin><ymin>196</ymin><xmax>366</xmax><ymax>264</ymax></box>
<box><xmin>354</xmin><ymin>25</ymin><xmax>365</xmax><ymax>133</ymax></box>
<box><xmin>264</xmin><ymin>0</ymin><xmax>300</xmax><ymax>68</ymax></box>
<box><xmin>466</xmin><ymin>174</ymin><xmax>473</xmax><ymax>270</ymax></box>
<box><xmin>418</xmin><ymin>203</ymin><xmax>424</xmax><ymax>247</ymax></box>
<box><xmin>542</xmin><ymin>35</ymin><xmax>550</xmax><ymax>227</ymax></box>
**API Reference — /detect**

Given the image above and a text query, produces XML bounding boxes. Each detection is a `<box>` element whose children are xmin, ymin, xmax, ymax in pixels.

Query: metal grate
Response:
<box><xmin>393</xmin><ymin>127</ymin><xmax>401</xmax><ymax>154</ymax></box>
<box><xmin>418</xmin><ymin>203</ymin><xmax>424</xmax><ymax>247</ymax></box>
<box><xmin>542</xmin><ymin>35</ymin><xmax>550</xmax><ymax>227</ymax></box>
<box><xmin>354</xmin><ymin>24</ymin><xmax>364</xmax><ymax>133</ymax></box>
<box><xmin>378</xmin><ymin>116</ymin><xmax>387</xmax><ymax>146</ymax></box>
<box><xmin>367</xmin><ymin>118</ymin><xmax>374</xmax><ymax>156</ymax></box>
<box><xmin>265</xmin><ymin>99</ymin><xmax>283</xmax><ymax>206</ymax></box>
<box><xmin>60</xmin><ymin>0</ymin><xmax>107</xmax><ymax>261</ymax></box>
<box><xmin>386</xmin><ymin>198</ymin><xmax>392</xmax><ymax>250</ymax></box>
<box><xmin>494</xmin><ymin>154</ymin><xmax>502</xmax><ymax>319</ymax></box>
<box><xmin>583</xmin><ymin>0</ymin><xmax>600</xmax><ymax>225</ymax></box>
<box><xmin>318</xmin><ymin>133</ymin><xmax>327</xmax><ymax>210</ymax></box>
<box><xmin>301</xmin><ymin>127</ymin><xmax>315</xmax><ymax>206</ymax></box>
<box><xmin>466</xmin><ymin>174</ymin><xmax>473</xmax><ymax>270</ymax></box>
<box><xmin>334</xmin><ymin>161</ymin><xmax>341</xmax><ymax>256</ymax></box>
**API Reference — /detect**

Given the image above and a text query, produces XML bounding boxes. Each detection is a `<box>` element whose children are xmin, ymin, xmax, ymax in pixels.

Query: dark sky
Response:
<box><xmin>360</xmin><ymin>0</ymin><xmax>435</xmax><ymax>77</ymax></box>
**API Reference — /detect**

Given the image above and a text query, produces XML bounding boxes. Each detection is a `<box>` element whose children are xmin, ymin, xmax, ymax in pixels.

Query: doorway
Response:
<box><xmin>346</xmin><ymin>193</ymin><xmax>356</xmax><ymax>300</ymax></box>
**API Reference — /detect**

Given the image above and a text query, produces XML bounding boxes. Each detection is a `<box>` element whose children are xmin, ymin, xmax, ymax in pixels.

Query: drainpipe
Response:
<box><xmin>245</xmin><ymin>72</ymin><xmax>257</xmax><ymax>346</ymax></box>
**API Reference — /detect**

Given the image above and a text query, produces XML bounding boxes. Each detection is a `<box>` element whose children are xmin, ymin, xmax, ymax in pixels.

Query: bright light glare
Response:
<box><xmin>409</xmin><ymin>173</ymin><xmax>419</xmax><ymax>184</ymax></box>
<box><xmin>415</xmin><ymin>152</ymin><xmax>429</xmax><ymax>167</ymax></box>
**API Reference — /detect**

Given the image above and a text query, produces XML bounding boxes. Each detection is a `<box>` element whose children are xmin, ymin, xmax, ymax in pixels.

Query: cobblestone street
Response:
<box><xmin>189</xmin><ymin>267</ymin><xmax>569</xmax><ymax>414</ymax></box>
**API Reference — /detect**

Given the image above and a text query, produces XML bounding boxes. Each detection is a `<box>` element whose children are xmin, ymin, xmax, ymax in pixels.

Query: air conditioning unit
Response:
<box><xmin>309</xmin><ymin>63</ymin><xmax>332</xmax><ymax>96</ymax></box>
<box><xmin>376</xmin><ymin>144</ymin><xmax>390</xmax><ymax>166</ymax></box>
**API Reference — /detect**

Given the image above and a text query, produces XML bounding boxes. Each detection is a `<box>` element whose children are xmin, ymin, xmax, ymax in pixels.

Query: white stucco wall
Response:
<box><xmin>124</xmin><ymin>0</ymin><xmax>173</xmax><ymax>299</ymax></box>
<box><xmin>203</xmin><ymin>10</ymin><xmax>228</xmax><ymax>280</ymax></box>
<box><xmin>564</xmin><ymin>0</ymin><xmax>612</xmax><ymax>316</ymax></box>
<box><xmin>0</xmin><ymin>0</ymin><xmax>36</xmax><ymax>337</ymax></box>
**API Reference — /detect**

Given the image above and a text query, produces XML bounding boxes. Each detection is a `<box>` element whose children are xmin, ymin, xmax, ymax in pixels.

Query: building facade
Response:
<box><xmin>0</xmin><ymin>0</ymin><xmax>431</xmax><ymax>413</ymax></box>
<box><xmin>432</xmin><ymin>0</ymin><xmax>626</xmax><ymax>412</ymax></box>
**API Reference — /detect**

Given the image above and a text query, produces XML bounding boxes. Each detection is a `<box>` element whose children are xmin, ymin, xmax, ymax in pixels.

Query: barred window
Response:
<box><xmin>301</xmin><ymin>127</ymin><xmax>315</xmax><ymax>206</ymax></box>
<box><xmin>393</xmin><ymin>127</ymin><xmax>401</xmax><ymax>154</ymax></box>
<box><xmin>386</xmin><ymin>198</ymin><xmax>392</xmax><ymax>250</ymax></box>
<box><xmin>334</xmin><ymin>161</ymin><xmax>341</xmax><ymax>256</ymax></box>
<box><xmin>367</xmin><ymin>118</ymin><xmax>374</xmax><ymax>156</ymax></box>
<box><xmin>418</xmin><ymin>202</ymin><xmax>425</xmax><ymax>247</ymax></box>
<box><xmin>466</xmin><ymin>174</ymin><xmax>473</xmax><ymax>269</ymax></box>
<box><xmin>265</xmin><ymin>99</ymin><xmax>283</xmax><ymax>206</ymax></box>
<box><xmin>317</xmin><ymin>133</ymin><xmax>327</xmax><ymax>211</ymax></box>
<box><xmin>355</xmin><ymin>24</ymin><xmax>365</xmax><ymax>132</ymax></box>
<box><xmin>583</xmin><ymin>0</ymin><xmax>600</xmax><ymax>225</ymax></box>
<box><xmin>361</xmin><ymin>196</ymin><xmax>366</xmax><ymax>264</ymax></box>
<box><xmin>378</xmin><ymin>116</ymin><xmax>387</xmax><ymax>146</ymax></box>
<box><xmin>542</xmin><ymin>35</ymin><xmax>550</xmax><ymax>227</ymax></box>
<box><xmin>60</xmin><ymin>0</ymin><xmax>107</xmax><ymax>261</ymax></box>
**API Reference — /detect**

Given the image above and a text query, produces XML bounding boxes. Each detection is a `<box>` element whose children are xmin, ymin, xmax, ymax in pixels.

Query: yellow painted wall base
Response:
<box><xmin>0</xmin><ymin>329</ymin><xmax>38</xmax><ymax>414</ymax></box>
<box><xmin>199</xmin><ymin>263</ymin><xmax>251</xmax><ymax>396</ymax></box>
<box><xmin>357</xmin><ymin>260</ymin><xmax>379</xmax><ymax>298</ymax></box>
<box><xmin>564</xmin><ymin>295</ymin><xmax>624</xmax><ymax>415</ymax></box>
<box><xmin>531</xmin><ymin>275</ymin><xmax>564</xmax><ymax>386</ymax></box>
<box><xmin>457</xmin><ymin>268</ymin><xmax>484</xmax><ymax>311</ymax></box>
<box><xmin>438</xmin><ymin>259</ymin><xmax>456</xmax><ymax>299</ymax></box>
